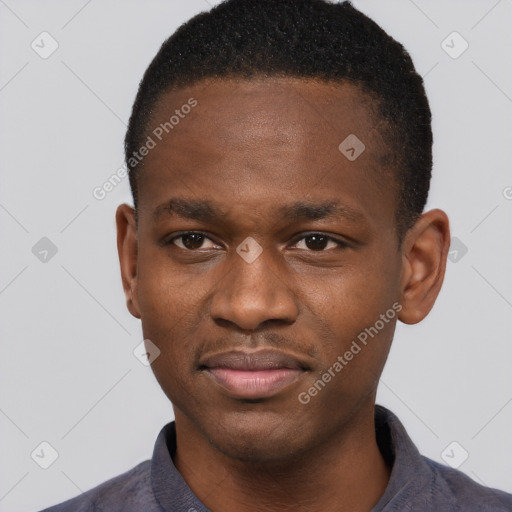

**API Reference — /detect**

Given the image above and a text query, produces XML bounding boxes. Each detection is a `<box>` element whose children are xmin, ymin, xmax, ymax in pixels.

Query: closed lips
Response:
<box><xmin>200</xmin><ymin>350</ymin><xmax>309</xmax><ymax>399</ymax></box>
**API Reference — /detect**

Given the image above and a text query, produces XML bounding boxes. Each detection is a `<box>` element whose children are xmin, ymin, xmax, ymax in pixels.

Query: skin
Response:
<box><xmin>116</xmin><ymin>77</ymin><xmax>450</xmax><ymax>512</ymax></box>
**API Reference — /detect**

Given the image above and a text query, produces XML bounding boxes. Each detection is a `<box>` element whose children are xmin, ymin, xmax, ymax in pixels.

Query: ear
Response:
<box><xmin>116</xmin><ymin>203</ymin><xmax>141</xmax><ymax>319</ymax></box>
<box><xmin>398</xmin><ymin>209</ymin><xmax>450</xmax><ymax>325</ymax></box>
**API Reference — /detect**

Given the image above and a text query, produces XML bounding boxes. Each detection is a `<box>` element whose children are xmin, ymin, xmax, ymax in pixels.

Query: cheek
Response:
<box><xmin>307</xmin><ymin>261</ymin><xmax>397</xmax><ymax>329</ymax></box>
<box><xmin>302</xmin><ymin>255</ymin><xmax>400</xmax><ymax>377</ymax></box>
<box><xmin>298</xmin><ymin>281</ymin><xmax>397</xmax><ymax>418</ymax></box>
<box><xmin>136</xmin><ymin>245</ymin><xmax>198</xmax><ymax>324</ymax></box>
<box><xmin>135</xmin><ymin>254</ymin><xmax>199</xmax><ymax>370</ymax></box>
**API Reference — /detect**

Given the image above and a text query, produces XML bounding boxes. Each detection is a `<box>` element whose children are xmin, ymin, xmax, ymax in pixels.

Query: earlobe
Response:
<box><xmin>116</xmin><ymin>203</ymin><xmax>141</xmax><ymax>319</ymax></box>
<box><xmin>398</xmin><ymin>209</ymin><xmax>450</xmax><ymax>325</ymax></box>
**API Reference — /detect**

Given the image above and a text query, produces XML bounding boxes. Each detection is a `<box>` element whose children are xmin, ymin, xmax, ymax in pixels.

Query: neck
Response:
<box><xmin>173</xmin><ymin>403</ymin><xmax>391</xmax><ymax>512</ymax></box>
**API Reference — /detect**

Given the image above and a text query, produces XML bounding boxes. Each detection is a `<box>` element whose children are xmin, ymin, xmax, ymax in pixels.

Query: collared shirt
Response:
<box><xmin>41</xmin><ymin>405</ymin><xmax>512</xmax><ymax>511</ymax></box>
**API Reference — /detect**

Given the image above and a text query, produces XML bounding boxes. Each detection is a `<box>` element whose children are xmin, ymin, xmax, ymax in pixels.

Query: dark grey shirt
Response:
<box><xmin>41</xmin><ymin>405</ymin><xmax>512</xmax><ymax>511</ymax></box>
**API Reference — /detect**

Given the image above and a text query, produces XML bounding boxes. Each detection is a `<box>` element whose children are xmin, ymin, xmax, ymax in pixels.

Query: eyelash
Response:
<box><xmin>165</xmin><ymin>231</ymin><xmax>349</xmax><ymax>251</ymax></box>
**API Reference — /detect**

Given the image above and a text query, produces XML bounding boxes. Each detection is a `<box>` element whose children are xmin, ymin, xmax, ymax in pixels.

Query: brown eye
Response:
<box><xmin>172</xmin><ymin>233</ymin><xmax>214</xmax><ymax>250</ymax></box>
<box><xmin>304</xmin><ymin>235</ymin><xmax>329</xmax><ymax>251</ymax></box>
<box><xmin>182</xmin><ymin>234</ymin><xmax>204</xmax><ymax>249</ymax></box>
<box><xmin>294</xmin><ymin>234</ymin><xmax>341</xmax><ymax>251</ymax></box>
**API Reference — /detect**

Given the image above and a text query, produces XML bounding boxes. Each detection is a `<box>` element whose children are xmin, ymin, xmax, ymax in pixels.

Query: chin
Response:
<box><xmin>202</xmin><ymin>410</ymin><xmax>311</xmax><ymax>464</ymax></box>
<box><xmin>210</xmin><ymin>435</ymin><xmax>304</xmax><ymax>464</ymax></box>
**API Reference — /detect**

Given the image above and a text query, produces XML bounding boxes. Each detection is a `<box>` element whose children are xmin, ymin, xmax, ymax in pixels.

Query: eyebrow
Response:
<box><xmin>153</xmin><ymin>198</ymin><xmax>365</xmax><ymax>224</ymax></box>
<box><xmin>153</xmin><ymin>198</ymin><xmax>226</xmax><ymax>222</ymax></box>
<box><xmin>278</xmin><ymin>201</ymin><xmax>365</xmax><ymax>223</ymax></box>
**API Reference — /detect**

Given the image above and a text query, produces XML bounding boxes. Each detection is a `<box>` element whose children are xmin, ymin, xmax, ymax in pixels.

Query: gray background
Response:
<box><xmin>1</xmin><ymin>0</ymin><xmax>511</xmax><ymax>510</ymax></box>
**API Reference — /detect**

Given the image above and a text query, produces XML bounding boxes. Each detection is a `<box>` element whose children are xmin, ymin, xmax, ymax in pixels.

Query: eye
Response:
<box><xmin>170</xmin><ymin>232</ymin><xmax>220</xmax><ymax>250</ymax></box>
<box><xmin>293</xmin><ymin>233</ymin><xmax>346</xmax><ymax>251</ymax></box>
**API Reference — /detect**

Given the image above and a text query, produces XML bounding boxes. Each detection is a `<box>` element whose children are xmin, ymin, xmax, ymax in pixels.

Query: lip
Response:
<box><xmin>200</xmin><ymin>349</ymin><xmax>308</xmax><ymax>399</ymax></box>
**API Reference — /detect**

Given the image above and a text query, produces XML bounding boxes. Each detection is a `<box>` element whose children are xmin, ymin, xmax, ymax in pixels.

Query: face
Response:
<box><xmin>117</xmin><ymin>77</ymin><xmax>448</xmax><ymax>463</ymax></box>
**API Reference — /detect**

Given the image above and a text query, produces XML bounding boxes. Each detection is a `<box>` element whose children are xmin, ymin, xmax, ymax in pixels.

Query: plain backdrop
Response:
<box><xmin>1</xmin><ymin>1</ymin><xmax>511</xmax><ymax>510</ymax></box>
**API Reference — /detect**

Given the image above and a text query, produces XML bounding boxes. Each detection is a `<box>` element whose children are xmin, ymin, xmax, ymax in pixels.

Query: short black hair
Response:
<box><xmin>125</xmin><ymin>0</ymin><xmax>432</xmax><ymax>237</ymax></box>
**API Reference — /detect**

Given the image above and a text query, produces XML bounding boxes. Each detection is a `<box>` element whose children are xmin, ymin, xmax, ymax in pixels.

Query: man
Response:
<box><xmin>42</xmin><ymin>0</ymin><xmax>512</xmax><ymax>510</ymax></box>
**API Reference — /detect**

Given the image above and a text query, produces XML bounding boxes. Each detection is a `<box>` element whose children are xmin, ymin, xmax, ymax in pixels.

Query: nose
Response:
<box><xmin>209</xmin><ymin>247</ymin><xmax>299</xmax><ymax>332</ymax></box>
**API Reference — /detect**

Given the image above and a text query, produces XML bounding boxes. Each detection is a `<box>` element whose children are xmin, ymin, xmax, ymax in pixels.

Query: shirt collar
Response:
<box><xmin>371</xmin><ymin>405</ymin><xmax>433</xmax><ymax>510</ymax></box>
<box><xmin>150</xmin><ymin>405</ymin><xmax>434</xmax><ymax>511</ymax></box>
<box><xmin>150</xmin><ymin>421</ymin><xmax>209</xmax><ymax>511</ymax></box>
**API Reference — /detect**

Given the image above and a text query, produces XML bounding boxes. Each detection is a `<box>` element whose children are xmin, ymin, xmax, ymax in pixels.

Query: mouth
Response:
<box><xmin>199</xmin><ymin>349</ymin><xmax>309</xmax><ymax>400</ymax></box>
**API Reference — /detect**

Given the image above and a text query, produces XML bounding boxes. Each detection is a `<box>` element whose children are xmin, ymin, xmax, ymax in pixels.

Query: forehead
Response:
<box><xmin>136</xmin><ymin>77</ymin><xmax>397</xmax><ymax>228</ymax></box>
<box><xmin>152</xmin><ymin>77</ymin><xmax>382</xmax><ymax>148</ymax></box>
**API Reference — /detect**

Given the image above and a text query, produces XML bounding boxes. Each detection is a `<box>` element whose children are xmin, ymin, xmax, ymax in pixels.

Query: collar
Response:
<box><xmin>150</xmin><ymin>405</ymin><xmax>434</xmax><ymax>511</ymax></box>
